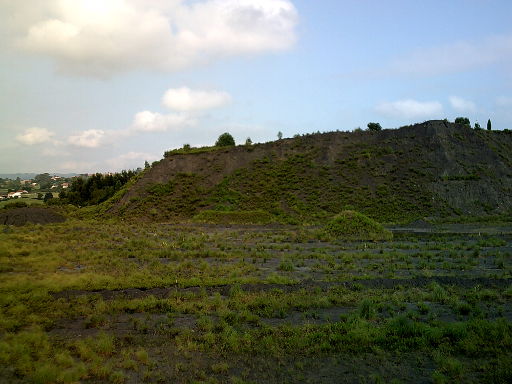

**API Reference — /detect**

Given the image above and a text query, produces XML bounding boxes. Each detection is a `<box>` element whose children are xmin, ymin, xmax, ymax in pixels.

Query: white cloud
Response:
<box><xmin>3</xmin><ymin>0</ymin><xmax>298</xmax><ymax>77</ymax></box>
<box><xmin>68</xmin><ymin>129</ymin><xmax>106</xmax><ymax>148</ymax></box>
<box><xmin>449</xmin><ymin>96</ymin><xmax>476</xmax><ymax>113</ymax></box>
<box><xmin>65</xmin><ymin>107</ymin><xmax>195</xmax><ymax>149</ymax></box>
<box><xmin>376</xmin><ymin>99</ymin><xmax>443</xmax><ymax>120</ymax></box>
<box><xmin>15</xmin><ymin>127</ymin><xmax>55</xmax><ymax>145</ymax></box>
<box><xmin>106</xmin><ymin>151</ymin><xmax>159</xmax><ymax>171</ymax></box>
<box><xmin>130</xmin><ymin>111</ymin><xmax>195</xmax><ymax>132</ymax></box>
<box><xmin>391</xmin><ymin>34</ymin><xmax>512</xmax><ymax>76</ymax></box>
<box><xmin>162</xmin><ymin>87</ymin><xmax>231</xmax><ymax>112</ymax></box>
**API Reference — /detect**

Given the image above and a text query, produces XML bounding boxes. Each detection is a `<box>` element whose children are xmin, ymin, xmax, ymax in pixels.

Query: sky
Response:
<box><xmin>1</xmin><ymin>0</ymin><xmax>511</xmax><ymax>174</ymax></box>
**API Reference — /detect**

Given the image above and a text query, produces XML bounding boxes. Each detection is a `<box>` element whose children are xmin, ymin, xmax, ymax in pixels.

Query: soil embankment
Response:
<box><xmin>0</xmin><ymin>207</ymin><xmax>66</xmax><ymax>226</ymax></box>
<box><xmin>108</xmin><ymin>120</ymin><xmax>512</xmax><ymax>222</ymax></box>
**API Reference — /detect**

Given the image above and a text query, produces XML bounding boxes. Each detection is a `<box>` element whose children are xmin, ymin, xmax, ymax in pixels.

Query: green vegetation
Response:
<box><xmin>193</xmin><ymin>210</ymin><xmax>276</xmax><ymax>224</ymax></box>
<box><xmin>455</xmin><ymin>117</ymin><xmax>471</xmax><ymax>129</ymax></box>
<box><xmin>118</xmin><ymin>121</ymin><xmax>512</xmax><ymax>224</ymax></box>
<box><xmin>59</xmin><ymin>171</ymin><xmax>137</xmax><ymax>206</ymax></box>
<box><xmin>215</xmin><ymin>132</ymin><xmax>235</xmax><ymax>147</ymax></box>
<box><xmin>0</xmin><ymin>219</ymin><xmax>511</xmax><ymax>383</ymax></box>
<box><xmin>488</xmin><ymin>119</ymin><xmax>492</xmax><ymax>131</ymax></box>
<box><xmin>0</xmin><ymin>196</ymin><xmax>46</xmax><ymax>209</ymax></box>
<box><xmin>322</xmin><ymin>210</ymin><xmax>393</xmax><ymax>240</ymax></box>
<box><xmin>367</xmin><ymin>122</ymin><xmax>382</xmax><ymax>131</ymax></box>
<box><xmin>1</xmin><ymin>121</ymin><xmax>511</xmax><ymax>382</ymax></box>
<box><xmin>3</xmin><ymin>200</ymin><xmax>29</xmax><ymax>209</ymax></box>
<box><xmin>0</xmin><ymin>218</ymin><xmax>511</xmax><ymax>383</ymax></box>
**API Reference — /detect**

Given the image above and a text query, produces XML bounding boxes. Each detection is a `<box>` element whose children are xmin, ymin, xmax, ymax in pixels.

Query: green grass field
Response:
<box><xmin>0</xmin><ymin>196</ymin><xmax>44</xmax><ymax>209</ymax></box>
<box><xmin>0</xmin><ymin>193</ymin><xmax>61</xmax><ymax>209</ymax></box>
<box><xmin>0</xmin><ymin>218</ymin><xmax>511</xmax><ymax>383</ymax></box>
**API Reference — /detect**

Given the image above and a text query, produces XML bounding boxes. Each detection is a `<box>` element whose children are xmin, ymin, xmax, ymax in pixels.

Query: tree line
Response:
<box><xmin>59</xmin><ymin>171</ymin><xmax>137</xmax><ymax>206</ymax></box>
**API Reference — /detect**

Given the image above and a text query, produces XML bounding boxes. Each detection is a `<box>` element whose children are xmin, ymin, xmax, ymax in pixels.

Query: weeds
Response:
<box><xmin>0</xmin><ymin>220</ymin><xmax>511</xmax><ymax>383</ymax></box>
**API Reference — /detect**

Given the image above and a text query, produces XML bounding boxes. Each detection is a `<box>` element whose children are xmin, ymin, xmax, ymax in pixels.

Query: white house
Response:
<box><xmin>7</xmin><ymin>192</ymin><xmax>22</xmax><ymax>198</ymax></box>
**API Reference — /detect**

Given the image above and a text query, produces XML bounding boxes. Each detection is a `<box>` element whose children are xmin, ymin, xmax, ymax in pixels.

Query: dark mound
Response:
<box><xmin>0</xmin><ymin>207</ymin><xmax>66</xmax><ymax>226</ymax></box>
<box><xmin>107</xmin><ymin>120</ymin><xmax>512</xmax><ymax>222</ymax></box>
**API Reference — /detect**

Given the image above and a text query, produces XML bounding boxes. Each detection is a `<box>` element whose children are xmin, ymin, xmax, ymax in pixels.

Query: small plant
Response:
<box><xmin>417</xmin><ymin>302</ymin><xmax>430</xmax><ymax>315</ymax></box>
<box><xmin>322</xmin><ymin>210</ymin><xmax>392</xmax><ymax>241</ymax></box>
<box><xmin>135</xmin><ymin>348</ymin><xmax>150</xmax><ymax>365</ymax></box>
<box><xmin>110</xmin><ymin>370</ymin><xmax>127</xmax><ymax>384</ymax></box>
<box><xmin>211</xmin><ymin>362</ymin><xmax>230</xmax><ymax>374</ymax></box>
<box><xmin>358</xmin><ymin>299</ymin><xmax>376</xmax><ymax>320</ymax></box>
<box><xmin>278</xmin><ymin>260</ymin><xmax>294</xmax><ymax>271</ymax></box>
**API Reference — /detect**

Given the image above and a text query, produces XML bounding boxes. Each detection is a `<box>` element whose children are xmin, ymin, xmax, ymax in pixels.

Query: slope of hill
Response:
<box><xmin>107</xmin><ymin>120</ymin><xmax>512</xmax><ymax>223</ymax></box>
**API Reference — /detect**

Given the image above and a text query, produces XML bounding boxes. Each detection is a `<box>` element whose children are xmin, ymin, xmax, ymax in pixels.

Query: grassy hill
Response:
<box><xmin>107</xmin><ymin>120</ymin><xmax>512</xmax><ymax>223</ymax></box>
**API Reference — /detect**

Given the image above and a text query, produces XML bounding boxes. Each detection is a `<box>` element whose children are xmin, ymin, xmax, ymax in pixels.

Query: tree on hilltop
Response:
<box><xmin>455</xmin><ymin>117</ymin><xmax>471</xmax><ymax>129</ymax></box>
<box><xmin>487</xmin><ymin>119</ymin><xmax>492</xmax><ymax>131</ymax></box>
<box><xmin>367</xmin><ymin>122</ymin><xmax>382</xmax><ymax>131</ymax></box>
<box><xmin>215</xmin><ymin>132</ymin><xmax>235</xmax><ymax>147</ymax></box>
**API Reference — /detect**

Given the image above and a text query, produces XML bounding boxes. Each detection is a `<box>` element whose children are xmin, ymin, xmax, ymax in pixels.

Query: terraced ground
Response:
<box><xmin>1</xmin><ymin>221</ymin><xmax>511</xmax><ymax>383</ymax></box>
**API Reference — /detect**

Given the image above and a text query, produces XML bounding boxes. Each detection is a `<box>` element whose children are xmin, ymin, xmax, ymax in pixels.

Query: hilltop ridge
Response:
<box><xmin>108</xmin><ymin>120</ymin><xmax>512</xmax><ymax>223</ymax></box>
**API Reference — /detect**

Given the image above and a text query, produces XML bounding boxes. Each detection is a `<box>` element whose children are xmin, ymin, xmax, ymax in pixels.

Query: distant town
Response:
<box><xmin>0</xmin><ymin>173</ymin><xmax>115</xmax><ymax>202</ymax></box>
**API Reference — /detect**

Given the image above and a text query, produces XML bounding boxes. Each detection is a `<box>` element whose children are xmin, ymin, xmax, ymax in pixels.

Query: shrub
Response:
<box><xmin>367</xmin><ymin>122</ymin><xmax>382</xmax><ymax>131</ymax></box>
<box><xmin>455</xmin><ymin>117</ymin><xmax>471</xmax><ymax>129</ymax></box>
<box><xmin>358</xmin><ymin>299</ymin><xmax>376</xmax><ymax>320</ymax></box>
<box><xmin>3</xmin><ymin>200</ymin><xmax>28</xmax><ymax>209</ymax></box>
<box><xmin>215</xmin><ymin>132</ymin><xmax>235</xmax><ymax>147</ymax></box>
<box><xmin>322</xmin><ymin>210</ymin><xmax>392</xmax><ymax>240</ymax></box>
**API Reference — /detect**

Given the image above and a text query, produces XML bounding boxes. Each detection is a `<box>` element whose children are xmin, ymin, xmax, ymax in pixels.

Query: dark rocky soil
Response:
<box><xmin>0</xmin><ymin>207</ymin><xmax>66</xmax><ymax>226</ymax></box>
<box><xmin>109</xmin><ymin>120</ymin><xmax>512</xmax><ymax>222</ymax></box>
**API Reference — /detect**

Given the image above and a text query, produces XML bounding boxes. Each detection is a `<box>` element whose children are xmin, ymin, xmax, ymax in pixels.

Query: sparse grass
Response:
<box><xmin>193</xmin><ymin>210</ymin><xmax>276</xmax><ymax>225</ymax></box>
<box><xmin>322</xmin><ymin>210</ymin><xmax>393</xmax><ymax>240</ymax></box>
<box><xmin>0</xmin><ymin>219</ymin><xmax>511</xmax><ymax>383</ymax></box>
